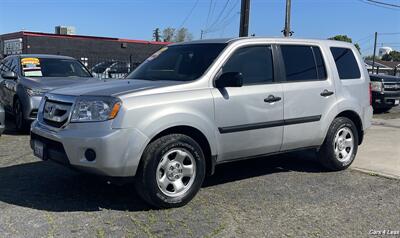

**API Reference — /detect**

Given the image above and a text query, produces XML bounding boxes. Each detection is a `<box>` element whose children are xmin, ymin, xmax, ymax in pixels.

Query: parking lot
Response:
<box><xmin>0</xmin><ymin>109</ymin><xmax>399</xmax><ymax>238</ymax></box>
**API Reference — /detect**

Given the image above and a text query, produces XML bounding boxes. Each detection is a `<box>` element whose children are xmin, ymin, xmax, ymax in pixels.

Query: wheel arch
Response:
<box><xmin>145</xmin><ymin>125</ymin><xmax>216</xmax><ymax>176</ymax></box>
<box><xmin>335</xmin><ymin>110</ymin><xmax>364</xmax><ymax>145</ymax></box>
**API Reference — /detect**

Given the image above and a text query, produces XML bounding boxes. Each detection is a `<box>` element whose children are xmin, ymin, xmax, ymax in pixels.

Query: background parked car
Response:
<box><xmin>0</xmin><ymin>104</ymin><xmax>4</xmax><ymax>136</ymax></box>
<box><xmin>0</xmin><ymin>54</ymin><xmax>97</xmax><ymax>131</ymax></box>
<box><xmin>91</xmin><ymin>61</ymin><xmax>132</xmax><ymax>79</ymax></box>
<box><xmin>370</xmin><ymin>74</ymin><xmax>400</xmax><ymax>113</ymax></box>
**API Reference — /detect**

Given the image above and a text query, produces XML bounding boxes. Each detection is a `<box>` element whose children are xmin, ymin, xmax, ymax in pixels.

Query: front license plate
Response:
<box><xmin>33</xmin><ymin>140</ymin><xmax>44</xmax><ymax>160</ymax></box>
<box><xmin>395</xmin><ymin>99</ymin><xmax>399</xmax><ymax>105</ymax></box>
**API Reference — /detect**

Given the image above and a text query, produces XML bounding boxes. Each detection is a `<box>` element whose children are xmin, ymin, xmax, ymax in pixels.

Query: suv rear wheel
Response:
<box><xmin>318</xmin><ymin>117</ymin><xmax>359</xmax><ymax>171</ymax></box>
<box><xmin>135</xmin><ymin>134</ymin><xmax>206</xmax><ymax>208</ymax></box>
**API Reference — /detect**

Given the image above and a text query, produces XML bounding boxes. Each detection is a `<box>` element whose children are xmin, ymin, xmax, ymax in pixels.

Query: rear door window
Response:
<box><xmin>280</xmin><ymin>45</ymin><xmax>326</xmax><ymax>82</ymax></box>
<box><xmin>330</xmin><ymin>47</ymin><xmax>361</xmax><ymax>79</ymax></box>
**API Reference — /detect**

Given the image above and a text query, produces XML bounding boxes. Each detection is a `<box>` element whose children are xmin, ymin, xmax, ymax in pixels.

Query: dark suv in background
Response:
<box><xmin>0</xmin><ymin>54</ymin><xmax>97</xmax><ymax>131</ymax></box>
<box><xmin>370</xmin><ymin>74</ymin><xmax>400</xmax><ymax>113</ymax></box>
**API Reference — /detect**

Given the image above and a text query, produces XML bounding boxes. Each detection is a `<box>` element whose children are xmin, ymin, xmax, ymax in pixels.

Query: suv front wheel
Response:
<box><xmin>14</xmin><ymin>98</ymin><xmax>29</xmax><ymax>132</ymax></box>
<box><xmin>135</xmin><ymin>134</ymin><xmax>206</xmax><ymax>208</ymax></box>
<box><xmin>318</xmin><ymin>117</ymin><xmax>359</xmax><ymax>171</ymax></box>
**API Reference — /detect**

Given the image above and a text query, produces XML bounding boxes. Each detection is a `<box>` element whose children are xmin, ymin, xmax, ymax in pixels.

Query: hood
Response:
<box><xmin>381</xmin><ymin>77</ymin><xmax>400</xmax><ymax>83</ymax></box>
<box><xmin>22</xmin><ymin>77</ymin><xmax>98</xmax><ymax>91</ymax></box>
<box><xmin>49</xmin><ymin>79</ymin><xmax>184</xmax><ymax>97</ymax></box>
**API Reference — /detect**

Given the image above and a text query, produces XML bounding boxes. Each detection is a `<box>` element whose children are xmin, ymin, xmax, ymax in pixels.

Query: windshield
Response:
<box><xmin>127</xmin><ymin>43</ymin><xmax>227</xmax><ymax>81</ymax></box>
<box><xmin>21</xmin><ymin>57</ymin><xmax>92</xmax><ymax>78</ymax></box>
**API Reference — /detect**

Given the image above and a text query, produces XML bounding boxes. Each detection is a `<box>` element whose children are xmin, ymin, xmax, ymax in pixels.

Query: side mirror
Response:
<box><xmin>1</xmin><ymin>71</ymin><xmax>18</xmax><ymax>80</ymax></box>
<box><xmin>215</xmin><ymin>72</ymin><xmax>243</xmax><ymax>88</ymax></box>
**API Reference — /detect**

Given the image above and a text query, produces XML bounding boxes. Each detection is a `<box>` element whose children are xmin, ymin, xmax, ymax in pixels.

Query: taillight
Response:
<box><xmin>369</xmin><ymin>83</ymin><xmax>372</xmax><ymax>105</ymax></box>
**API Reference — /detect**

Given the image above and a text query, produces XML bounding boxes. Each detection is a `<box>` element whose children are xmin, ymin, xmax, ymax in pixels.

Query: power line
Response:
<box><xmin>207</xmin><ymin>0</ymin><xmax>231</xmax><ymax>32</ymax></box>
<box><xmin>379</xmin><ymin>32</ymin><xmax>400</xmax><ymax>35</ymax></box>
<box><xmin>178</xmin><ymin>0</ymin><xmax>200</xmax><ymax>29</ymax></box>
<box><xmin>364</xmin><ymin>0</ymin><xmax>400</xmax><ymax>8</ymax></box>
<box><xmin>205</xmin><ymin>10</ymin><xmax>240</xmax><ymax>34</ymax></box>
<box><xmin>355</xmin><ymin>34</ymin><xmax>374</xmax><ymax>43</ymax></box>
<box><xmin>205</xmin><ymin>0</ymin><xmax>214</xmax><ymax>29</ymax></box>
<box><xmin>205</xmin><ymin>0</ymin><xmax>240</xmax><ymax>33</ymax></box>
<box><xmin>356</xmin><ymin>0</ymin><xmax>400</xmax><ymax>10</ymax></box>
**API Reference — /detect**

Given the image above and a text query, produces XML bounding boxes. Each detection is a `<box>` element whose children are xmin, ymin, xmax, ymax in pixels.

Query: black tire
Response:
<box><xmin>135</xmin><ymin>134</ymin><xmax>206</xmax><ymax>208</ymax></box>
<box><xmin>14</xmin><ymin>98</ymin><xmax>29</xmax><ymax>132</ymax></box>
<box><xmin>317</xmin><ymin>117</ymin><xmax>359</xmax><ymax>171</ymax></box>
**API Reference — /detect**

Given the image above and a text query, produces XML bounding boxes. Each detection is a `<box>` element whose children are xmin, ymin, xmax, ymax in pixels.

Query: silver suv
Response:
<box><xmin>31</xmin><ymin>38</ymin><xmax>373</xmax><ymax>208</ymax></box>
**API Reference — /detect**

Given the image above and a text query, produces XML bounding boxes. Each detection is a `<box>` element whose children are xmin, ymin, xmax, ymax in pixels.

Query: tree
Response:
<box><xmin>381</xmin><ymin>51</ymin><xmax>400</xmax><ymax>61</ymax></box>
<box><xmin>365</xmin><ymin>55</ymin><xmax>380</xmax><ymax>61</ymax></box>
<box><xmin>153</xmin><ymin>28</ymin><xmax>161</xmax><ymax>42</ymax></box>
<box><xmin>328</xmin><ymin>35</ymin><xmax>361</xmax><ymax>52</ymax></box>
<box><xmin>174</xmin><ymin>28</ymin><xmax>193</xmax><ymax>42</ymax></box>
<box><xmin>162</xmin><ymin>28</ymin><xmax>175</xmax><ymax>42</ymax></box>
<box><xmin>160</xmin><ymin>27</ymin><xmax>193</xmax><ymax>42</ymax></box>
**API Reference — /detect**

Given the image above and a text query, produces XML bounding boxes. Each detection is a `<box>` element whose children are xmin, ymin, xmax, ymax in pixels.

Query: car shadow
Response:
<box><xmin>0</xmin><ymin>149</ymin><xmax>330</xmax><ymax>212</ymax></box>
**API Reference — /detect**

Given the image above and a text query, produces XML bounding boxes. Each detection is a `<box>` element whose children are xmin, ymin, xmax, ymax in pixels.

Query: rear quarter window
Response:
<box><xmin>330</xmin><ymin>47</ymin><xmax>361</xmax><ymax>80</ymax></box>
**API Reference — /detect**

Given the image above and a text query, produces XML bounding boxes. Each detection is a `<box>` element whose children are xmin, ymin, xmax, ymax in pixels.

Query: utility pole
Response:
<box><xmin>282</xmin><ymin>0</ymin><xmax>292</xmax><ymax>37</ymax></box>
<box><xmin>153</xmin><ymin>28</ymin><xmax>161</xmax><ymax>42</ymax></box>
<box><xmin>200</xmin><ymin>30</ymin><xmax>204</xmax><ymax>40</ymax></box>
<box><xmin>372</xmin><ymin>32</ymin><xmax>378</xmax><ymax>74</ymax></box>
<box><xmin>239</xmin><ymin>0</ymin><xmax>250</xmax><ymax>37</ymax></box>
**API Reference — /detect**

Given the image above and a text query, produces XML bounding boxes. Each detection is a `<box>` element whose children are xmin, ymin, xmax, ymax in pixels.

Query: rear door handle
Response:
<box><xmin>320</xmin><ymin>89</ymin><xmax>334</xmax><ymax>97</ymax></box>
<box><xmin>264</xmin><ymin>95</ymin><xmax>282</xmax><ymax>103</ymax></box>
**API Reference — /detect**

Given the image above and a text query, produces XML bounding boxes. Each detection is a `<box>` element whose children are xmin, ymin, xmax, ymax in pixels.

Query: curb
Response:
<box><xmin>351</xmin><ymin>167</ymin><xmax>400</xmax><ymax>180</ymax></box>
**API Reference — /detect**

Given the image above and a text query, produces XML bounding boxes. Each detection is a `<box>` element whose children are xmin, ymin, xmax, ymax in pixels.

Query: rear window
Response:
<box><xmin>330</xmin><ymin>47</ymin><xmax>361</xmax><ymax>79</ymax></box>
<box><xmin>281</xmin><ymin>45</ymin><xmax>326</xmax><ymax>82</ymax></box>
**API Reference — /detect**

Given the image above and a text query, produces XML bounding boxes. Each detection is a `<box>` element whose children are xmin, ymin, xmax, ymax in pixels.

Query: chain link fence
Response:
<box><xmin>79</xmin><ymin>57</ymin><xmax>142</xmax><ymax>79</ymax></box>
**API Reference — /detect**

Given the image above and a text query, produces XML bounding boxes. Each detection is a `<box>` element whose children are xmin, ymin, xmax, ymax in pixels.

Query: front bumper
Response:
<box><xmin>21</xmin><ymin>95</ymin><xmax>42</xmax><ymax>120</ymax></box>
<box><xmin>372</xmin><ymin>91</ymin><xmax>400</xmax><ymax>109</ymax></box>
<box><xmin>30</xmin><ymin>120</ymin><xmax>149</xmax><ymax>177</ymax></box>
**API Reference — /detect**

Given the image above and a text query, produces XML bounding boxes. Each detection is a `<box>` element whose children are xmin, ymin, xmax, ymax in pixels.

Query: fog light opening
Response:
<box><xmin>85</xmin><ymin>149</ymin><xmax>96</xmax><ymax>162</ymax></box>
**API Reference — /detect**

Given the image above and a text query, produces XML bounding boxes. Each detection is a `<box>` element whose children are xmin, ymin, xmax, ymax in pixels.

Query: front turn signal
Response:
<box><xmin>109</xmin><ymin>102</ymin><xmax>121</xmax><ymax>119</ymax></box>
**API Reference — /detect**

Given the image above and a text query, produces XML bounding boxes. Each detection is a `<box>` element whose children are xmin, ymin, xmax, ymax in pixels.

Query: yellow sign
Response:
<box><xmin>21</xmin><ymin>58</ymin><xmax>40</xmax><ymax>66</ymax></box>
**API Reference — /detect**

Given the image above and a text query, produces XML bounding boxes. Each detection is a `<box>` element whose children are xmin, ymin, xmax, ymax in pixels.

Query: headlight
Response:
<box><xmin>370</xmin><ymin>81</ymin><xmax>383</xmax><ymax>92</ymax></box>
<box><xmin>26</xmin><ymin>87</ymin><xmax>46</xmax><ymax>96</ymax></box>
<box><xmin>71</xmin><ymin>96</ymin><xmax>121</xmax><ymax>122</ymax></box>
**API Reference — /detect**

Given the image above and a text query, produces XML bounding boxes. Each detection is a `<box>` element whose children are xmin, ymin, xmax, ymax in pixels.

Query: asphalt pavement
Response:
<box><xmin>0</xmin><ymin>112</ymin><xmax>399</xmax><ymax>237</ymax></box>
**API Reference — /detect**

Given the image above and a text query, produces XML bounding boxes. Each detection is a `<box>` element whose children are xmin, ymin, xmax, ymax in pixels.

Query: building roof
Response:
<box><xmin>364</xmin><ymin>60</ymin><xmax>392</xmax><ymax>69</ymax></box>
<box><xmin>2</xmin><ymin>31</ymin><xmax>170</xmax><ymax>45</ymax></box>
<box><xmin>375</xmin><ymin>59</ymin><xmax>400</xmax><ymax>69</ymax></box>
<box><xmin>18</xmin><ymin>54</ymin><xmax>75</xmax><ymax>59</ymax></box>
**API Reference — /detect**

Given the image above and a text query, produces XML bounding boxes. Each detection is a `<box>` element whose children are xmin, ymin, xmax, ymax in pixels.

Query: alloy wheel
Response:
<box><xmin>156</xmin><ymin>148</ymin><xmax>197</xmax><ymax>197</ymax></box>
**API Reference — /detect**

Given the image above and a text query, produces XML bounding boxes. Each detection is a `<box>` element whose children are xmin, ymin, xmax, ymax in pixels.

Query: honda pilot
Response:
<box><xmin>31</xmin><ymin>38</ymin><xmax>373</xmax><ymax>208</ymax></box>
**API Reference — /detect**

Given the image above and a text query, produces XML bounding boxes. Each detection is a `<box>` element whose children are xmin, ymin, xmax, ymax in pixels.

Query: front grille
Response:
<box><xmin>384</xmin><ymin>83</ymin><xmax>400</xmax><ymax>92</ymax></box>
<box><xmin>42</xmin><ymin>99</ymin><xmax>73</xmax><ymax>128</ymax></box>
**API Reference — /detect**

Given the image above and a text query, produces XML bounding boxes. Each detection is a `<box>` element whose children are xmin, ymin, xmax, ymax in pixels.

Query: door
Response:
<box><xmin>3</xmin><ymin>57</ymin><xmax>19</xmax><ymax>111</ymax></box>
<box><xmin>0</xmin><ymin>57</ymin><xmax>16</xmax><ymax>111</ymax></box>
<box><xmin>212</xmin><ymin>45</ymin><xmax>284</xmax><ymax>161</ymax></box>
<box><xmin>278</xmin><ymin>45</ymin><xmax>337</xmax><ymax>150</ymax></box>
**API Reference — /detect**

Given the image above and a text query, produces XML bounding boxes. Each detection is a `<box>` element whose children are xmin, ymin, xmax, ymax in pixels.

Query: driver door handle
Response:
<box><xmin>320</xmin><ymin>89</ymin><xmax>334</xmax><ymax>97</ymax></box>
<box><xmin>264</xmin><ymin>95</ymin><xmax>282</xmax><ymax>103</ymax></box>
